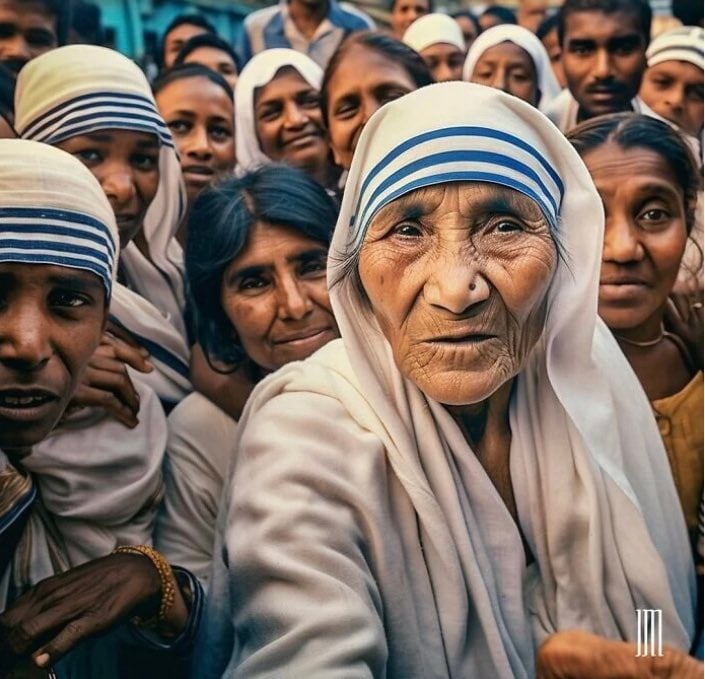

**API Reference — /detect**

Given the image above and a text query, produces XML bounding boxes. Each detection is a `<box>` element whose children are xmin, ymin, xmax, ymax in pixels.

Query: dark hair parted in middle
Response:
<box><xmin>321</xmin><ymin>31</ymin><xmax>434</xmax><ymax>127</ymax></box>
<box><xmin>173</xmin><ymin>32</ymin><xmax>241</xmax><ymax>73</ymax></box>
<box><xmin>567</xmin><ymin>112</ymin><xmax>701</xmax><ymax>234</ymax></box>
<box><xmin>186</xmin><ymin>164</ymin><xmax>339</xmax><ymax>369</ymax></box>
<box><xmin>152</xmin><ymin>62</ymin><xmax>233</xmax><ymax>99</ymax></box>
<box><xmin>557</xmin><ymin>0</ymin><xmax>652</xmax><ymax>45</ymax></box>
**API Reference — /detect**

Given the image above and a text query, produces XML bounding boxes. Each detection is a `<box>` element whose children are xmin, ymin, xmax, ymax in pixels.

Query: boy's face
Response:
<box><xmin>0</xmin><ymin>0</ymin><xmax>57</xmax><ymax>73</ymax></box>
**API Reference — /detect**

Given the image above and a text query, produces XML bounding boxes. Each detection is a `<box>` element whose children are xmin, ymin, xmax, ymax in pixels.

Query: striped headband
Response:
<box><xmin>647</xmin><ymin>27</ymin><xmax>704</xmax><ymax>70</ymax></box>
<box><xmin>349</xmin><ymin>125</ymin><xmax>564</xmax><ymax>249</ymax></box>
<box><xmin>0</xmin><ymin>207</ymin><xmax>117</xmax><ymax>298</ymax></box>
<box><xmin>18</xmin><ymin>90</ymin><xmax>174</xmax><ymax>148</ymax></box>
<box><xmin>0</xmin><ymin>140</ymin><xmax>119</xmax><ymax>300</ymax></box>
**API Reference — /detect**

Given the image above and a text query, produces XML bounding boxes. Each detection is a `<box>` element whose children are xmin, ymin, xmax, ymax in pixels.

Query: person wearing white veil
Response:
<box><xmin>196</xmin><ymin>82</ymin><xmax>696</xmax><ymax>677</ymax></box>
<box><xmin>462</xmin><ymin>24</ymin><xmax>561</xmax><ymax>111</ymax></box>
<box><xmin>402</xmin><ymin>13</ymin><xmax>466</xmax><ymax>82</ymax></box>
<box><xmin>234</xmin><ymin>48</ymin><xmax>339</xmax><ymax>192</ymax></box>
<box><xmin>14</xmin><ymin>45</ymin><xmax>191</xmax><ymax>404</ymax></box>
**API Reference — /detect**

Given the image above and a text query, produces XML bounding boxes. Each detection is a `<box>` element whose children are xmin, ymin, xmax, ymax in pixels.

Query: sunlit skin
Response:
<box><xmin>221</xmin><ymin>222</ymin><xmax>339</xmax><ymax>373</ymax></box>
<box><xmin>391</xmin><ymin>0</ymin><xmax>431</xmax><ymax>40</ymax></box>
<box><xmin>584</xmin><ymin>143</ymin><xmax>692</xmax><ymax>400</ymax></box>
<box><xmin>156</xmin><ymin>76</ymin><xmax>235</xmax><ymax>206</ymax></box>
<box><xmin>640</xmin><ymin>60</ymin><xmax>704</xmax><ymax>138</ymax></box>
<box><xmin>518</xmin><ymin>0</ymin><xmax>548</xmax><ymax>34</ymax></box>
<box><xmin>561</xmin><ymin>10</ymin><xmax>647</xmax><ymax>121</ymax></box>
<box><xmin>326</xmin><ymin>44</ymin><xmax>418</xmax><ymax>169</ymax></box>
<box><xmin>56</xmin><ymin>130</ymin><xmax>160</xmax><ymax>251</ymax></box>
<box><xmin>182</xmin><ymin>45</ymin><xmax>238</xmax><ymax>89</ymax></box>
<box><xmin>0</xmin><ymin>264</ymin><xmax>106</xmax><ymax>457</ymax></box>
<box><xmin>0</xmin><ymin>114</ymin><xmax>14</xmax><ymax>139</ymax></box>
<box><xmin>420</xmin><ymin>43</ymin><xmax>465</xmax><ymax>82</ymax></box>
<box><xmin>454</xmin><ymin>15</ymin><xmax>478</xmax><ymax>50</ymax></box>
<box><xmin>0</xmin><ymin>0</ymin><xmax>56</xmax><ymax>73</ymax></box>
<box><xmin>358</xmin><ymin>182</ymin><xmax>556</xmax><ymax>407</ymax></box>
<box><xmin>540</xmin><ymin>24</ymin><xmax>567</xmax><ymax>89</ymax></box>
<box><xmin>163</xmin><ymin>22</ymin><xmax>210</xmax><ymax>69</ymax></box>
<box><xmin>254</xmin><ymin>69</ymin><xmax>329</xmax><ymax>186</ymax></box>
<box><xmin>470</xmin><ymin>42</ymin><xmax>539</xmax><ymax>106</ymax></box>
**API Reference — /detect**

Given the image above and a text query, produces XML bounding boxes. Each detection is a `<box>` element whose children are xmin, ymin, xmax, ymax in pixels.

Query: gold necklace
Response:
<box><xmin>614</xmin><ymin>322</ymin><xmax>665</xmax><ymax>347</ymax></box>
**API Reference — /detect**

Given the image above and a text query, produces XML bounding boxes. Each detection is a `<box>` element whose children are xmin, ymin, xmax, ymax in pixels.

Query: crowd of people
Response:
<box><xmin>0</xmin><ymin>0</ymin><xmax>702</xmax><ymax>677</ymax></box>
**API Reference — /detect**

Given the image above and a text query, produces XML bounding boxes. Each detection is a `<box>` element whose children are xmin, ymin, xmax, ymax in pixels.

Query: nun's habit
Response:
<box><xmin>234</xmin><ymin>48</ymin><xmax>323</xmax><ymax>173</ymax></box>
<box><xmin>462</xmin><ymin>24</ymin><xmax>561</xmax><ymax>111</ymax></box>
<box><xmin>14</xmin><ymin>45</ymin><xmax>191</xmax><ymax>403</ymax></box>
<box><xmin>198</xmin><ymin>83</ymin><xmax>695</xmax><ymax>678</ymax></box>
<box><xmin>402</xmin><ymin>13</ymin><xmax>466</xmax><ymax>55</ymax></box>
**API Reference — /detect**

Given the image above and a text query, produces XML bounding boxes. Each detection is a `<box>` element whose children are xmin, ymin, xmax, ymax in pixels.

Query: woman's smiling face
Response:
<box><xmin>358</xmin><ymin>181</ymin><xmax>557</xmax><ymax>405</ymax></box>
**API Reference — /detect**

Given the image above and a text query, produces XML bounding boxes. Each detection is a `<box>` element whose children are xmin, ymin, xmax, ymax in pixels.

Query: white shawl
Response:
<box><xmin>234</xmin><ymin>48</ymin><xmax>323</xmax><ymax>172</ymax></box>
<box><xmin>462</xmin><ymin>24</ymin><xmax>561</xmax><ymax>111</ymax></box>
<box><xmin>203</xmin><ymin>83</ymin><xmax>695</xmax><ymax>678</ymax></box>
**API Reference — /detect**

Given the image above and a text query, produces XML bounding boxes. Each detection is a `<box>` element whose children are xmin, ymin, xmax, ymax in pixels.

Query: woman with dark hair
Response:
<box><xmin>173</xmin><ymin>33</ymin><xmax>240</xmax><ymax>89</ymax></box>
<box><xmin>568</xmin><ymin>113</ymin><xmax>703</xmax><ymax>559</ymax></box>
<box><xmin>159</xmin><ymin>13</ymin><xmax>215</xmax><ymax>70</ymax></box>
<box><xmin>321</xmin><ymin>31</ymin><xmax>432</xmax><ymax>172</ymax></box>
<box><xmin>155</xmin><ymin>164</ymin><xmax>340</xmax><ymax>580</ymax></box>
<box><xmin>154</xmin><ymin>63</ymin><xmax>235</xmax><ymax>244</ymax></box>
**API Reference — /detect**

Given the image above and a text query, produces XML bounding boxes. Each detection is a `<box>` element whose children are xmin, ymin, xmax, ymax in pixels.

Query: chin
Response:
<box><xmin>412</xmin><ymin>373</ymin><xmax>503</xmax><ymax>406</ymax></box>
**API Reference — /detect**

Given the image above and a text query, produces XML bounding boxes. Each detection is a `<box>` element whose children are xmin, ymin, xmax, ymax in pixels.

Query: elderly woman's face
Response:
<box><xmin>358</xmin><ymin>182</ymin><xmax>556</xmax><ymax>405</ymax></box>
<box><xmin>221</xmin><ymin>222</ymin><xmax>339</xmax><ymax>373</ymax></box>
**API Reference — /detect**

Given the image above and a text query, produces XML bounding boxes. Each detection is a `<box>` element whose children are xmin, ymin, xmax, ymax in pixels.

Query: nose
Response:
<box><xmin>277</xmin><ymin>277</ymin><xmax>313</xmax><ymax>320</ymax></box>
<box><xmin>603</xmin><ymin>214</ymin><xmax>644</xmax><ymax>263</ymax></box>
<box><xmin>0</xmin><ymin>302</ymin><xmax>52</xmax><ymax>372</ymax></box>
<box><xmin>100</xmin><ymin>164</ymin><xmax>136</xmax><ymax>211</ymax></box>
<box><xmin>184</xmin><ymin>126</ymin><xmax>213</xmax><ymax>160</ymax></box>
<box><xmin>490</xmin><ymin>70</ymin><xmax>508</xmax><ymax>93</ymax></box>
<box><xmin>283</xmin><ymin>101</ymin><xmax>307</xmax><ymax>129</ymax></box>
<box><xmin>435</xmin><ymin>61</ymin><xmax>454</xmax><ymax>83</ymax></box>
<box><xmin>664</xmin><ymin>86</ymin><xmax>685</xmax><ymax>112</ymax></box>
<box><xmin>593</xmin><ymin>48</ymin><xmax>613</xmax><ymax>80</ymax></box>
<box><xmin>424</xmin><ymin>256</ymin><xmax>491</xmax><ymax>315</ymax></box>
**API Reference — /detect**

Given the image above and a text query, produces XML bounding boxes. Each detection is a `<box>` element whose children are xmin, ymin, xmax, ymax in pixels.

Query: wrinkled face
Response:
<box><xmin>57</xmin><ymin>130</ymin><xmax>160</xmax><ymax>249</ymax></box>
<box><xmin>421</xmin><ymin>43</ymin><xmax>465</xmax><ymax>82</ymax></box>
<box><xmin>326</xmin><ymin>45</ymin><xmax>417</xmax><ymax>170</ymax></box>
<box><xmin>584</xmin><ymin>143</ymin><xmax>688</xmax><ymax>332</ymax></box>
<box><xmin>562</xmin><ymin>11</ymin><xmax>646</xmax><ymax>120</ymax></box>
<box><xmin>391</xmin><ymin>0</ymin><xmax>431</xmax><ymax>39</ymax></box>
<box><xmin>0</xmin><ymin>263</ymin><xmax>106</xmax><ymax>455</ymax></box>
<box><xmin>163</xmin><ymin>23</ymin><xmax>209</xmax><ymax>69</ymax></box>
<box><xmin>518</xmin><ymin>0</ymin><xmax>548</xmax><ymax>34</ymax></box>
<box><xmin>221</xmin><ymin>222</ymin><xmax>339</xmax><ymax>372</ymax></box>
<box><xmin>454</xmin><ymin>15</ymin><xmax>478</xmax><ymax>50</ymax></box>
<box><xmin>471</xmin><ymin>42</ymin><xmax>539</xmax><ymax>106</ymax></box>
<box><xmin>254</xmin><ymin>68</ymin><xmax>328</xmax><ymax>171</ymax></box>
<box><xmin>183</xmin><ymin>46</ymin><xmax>238</xmax><ymax>89</ymax></box>
<box><xmin>0</xmin><ymin>0</ymin><xmax>56</xmax><ymax>73</ymax></box>
<box><xmin>640</xmin><ymin>60</ymin><xmax>704</xmax><ymax>138</ymax></box>
<box><xmin>358</xmin><ymin>182</ymin><xmax>556</xmax><ymax>405</ymax></box>
<box><xmin>157</xmin><ymin>75</ymin><xmax>235</xmax><ymax>204</ymax></box>
<box><xmin>540</xmin><ymin>24</ymin><xmax>566</xmax><ymax>88</ymax></box>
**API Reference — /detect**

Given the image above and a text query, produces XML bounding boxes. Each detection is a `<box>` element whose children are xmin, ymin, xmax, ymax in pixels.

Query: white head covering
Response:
<box><xmin>329</xmin><ymin>82</ymin><xmax>694</xmax><ymax>674</ymax></box>
<box><xmin>0</xmin><ymin>139</ymin><xmax>118</xmax><ymax>299</ymax></box>
<box><xmin>462</xmin><ymin>24</ymin><xmax>561</xmax><ymax>111</ymax></box>
<box><xmin>13</xmin><ymin>45</ymin><xmax>191</xmax><ymax>402</ymax></box>
<box><xmin>647</xmin><ymin>26</ymin><xmax>704</xmax><ymax>70</ymax></box>
<box><xmin>14</xmin><ymin>45</ymin><xmax>188</xmax><ymax>340</ymax></box>
<box><xmin>402</xmin><ymin>13</ymin><xmax>466</xmax><ymax>54</ymax></box>
<box><xmin>234</xmin><ymin>48</ymin><xmax>323</xmax><ymax>172</ymax></box>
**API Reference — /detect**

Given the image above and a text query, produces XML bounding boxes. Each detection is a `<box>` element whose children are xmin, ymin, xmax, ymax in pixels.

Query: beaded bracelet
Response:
<box><xmin>113</xmin><ymin>545</ymin><xmax>177</xmax><ymax>626</ymax></box>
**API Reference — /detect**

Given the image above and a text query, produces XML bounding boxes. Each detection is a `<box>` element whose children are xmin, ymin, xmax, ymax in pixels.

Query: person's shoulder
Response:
<box><xmin>334</xmin><ymin>1</ymin><xmax>376</xmax><ymax>29</ymax></box>
<box><xmin>244</xmin><ymin>4</ymin><xmax>283</xmax><ymax>29</ymax></box>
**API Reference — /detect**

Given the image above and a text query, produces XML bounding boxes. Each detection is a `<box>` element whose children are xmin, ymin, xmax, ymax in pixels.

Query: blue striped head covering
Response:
<box><xmin>340</xmin><ymin>81</ymin><xmax>565</xmax><ymax>255</ymax></box>
<box><xmin>0</xmin><ymin>140</ymin><xmax>119</xmax><ymax>299</ymax></box>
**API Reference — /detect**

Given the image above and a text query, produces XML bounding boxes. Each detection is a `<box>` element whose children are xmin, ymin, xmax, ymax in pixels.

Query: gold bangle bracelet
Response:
<box><xmin>113</xmin><ymin>545</ymin><xmax>177</xmax><ymax>626</ymax></box>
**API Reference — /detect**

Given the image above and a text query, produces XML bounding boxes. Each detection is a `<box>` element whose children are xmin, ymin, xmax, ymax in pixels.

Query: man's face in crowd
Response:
<box><xmin>518</xmin><ymin>0</ymin><xmax>549</xmax><ymax>34</ymax></box>
<box><xmin>0</xmin><ymin>0</ymin><xmax>57</xmax><ymax>73</ymax></box>
<box><xmin>561</xmin><ymin>10</ymin><xmax>647</xmax><ymax>120</ymax></box>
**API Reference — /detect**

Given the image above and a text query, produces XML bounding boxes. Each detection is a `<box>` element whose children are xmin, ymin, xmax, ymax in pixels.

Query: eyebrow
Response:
<box><xmin>48</xmin><ymin>273</ymin><xmax>104</xmax><ymax>292</ymax></box>
<box><xmin>229</xmin><ymin>248</ymin><xmax>327</xmax><ymax>280</ymax></box>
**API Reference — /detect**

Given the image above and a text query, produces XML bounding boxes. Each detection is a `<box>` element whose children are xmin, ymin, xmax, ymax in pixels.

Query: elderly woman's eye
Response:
<box><xmin>495</xmin><ymin>219</ymin><xmax>524</xmax><ymax>233</ymax></box>
<box><xmin>392</xmin><ymin>223</ymin><xmax>423</xmax><ymax>238</ymax></box>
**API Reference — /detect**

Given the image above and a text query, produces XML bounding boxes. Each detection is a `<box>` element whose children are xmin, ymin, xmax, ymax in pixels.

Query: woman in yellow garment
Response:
<box><xmin>569</xmin><ymin>113</ymin><xmax>703</xmax><ymax>552</ymax></box>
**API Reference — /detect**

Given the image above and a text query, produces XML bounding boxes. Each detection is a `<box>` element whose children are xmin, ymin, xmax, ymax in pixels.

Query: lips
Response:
<box><xmin>426</xmin><ymin>331</ymin><xmax>499</xmax><ymax>344</ymax></box>
<box><xmin>0</xmin><ymin>389</ymin><xmax>60</xmax><ymax>423</ymax></box>
<box><xmin>182</xmin><ymin>165</ymin><xmax>215</xmax><ymax>186</ymax></box>
<box><xmin>273</xmin><ymin>327</ymin><xmax>333</xmax><ymax>344</ymax></box>
<box><xmin>282</xmin><ymin>130</ymin><xmax>322</xmax><ymax>149</ymax></box>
